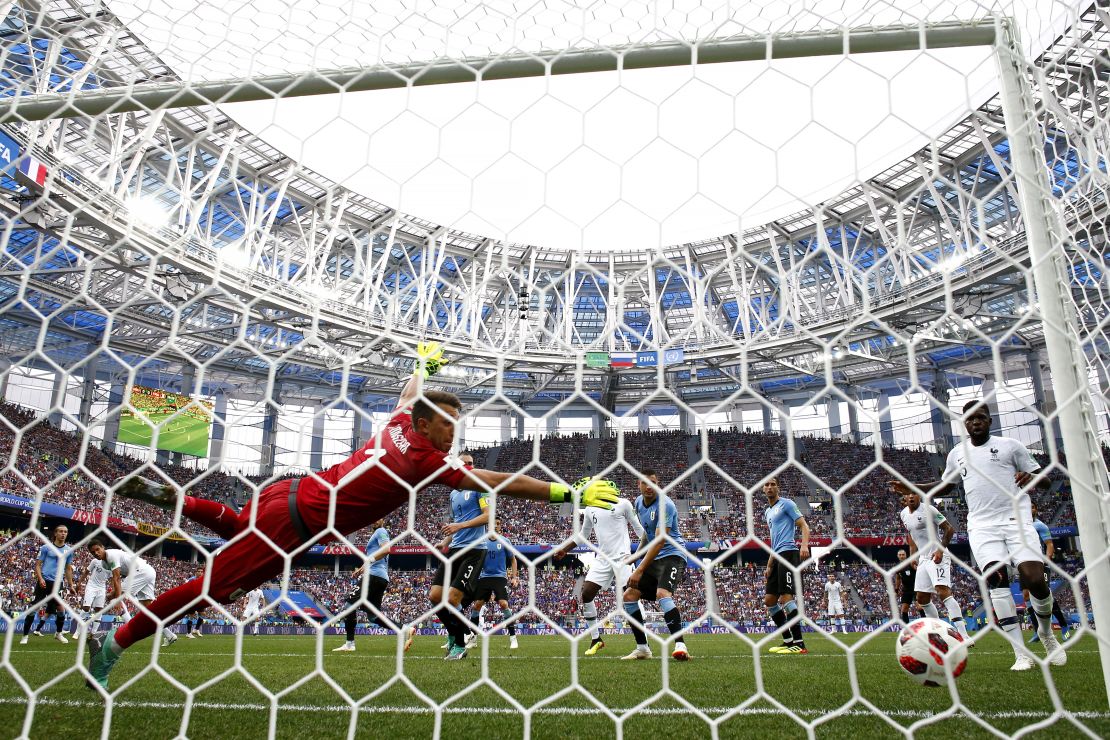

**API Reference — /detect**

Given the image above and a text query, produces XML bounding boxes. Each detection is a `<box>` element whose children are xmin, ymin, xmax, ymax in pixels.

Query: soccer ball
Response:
<box><xmin>895</xmin><ymin>617</ymin><xmax>968</xmax><ymax>687</ymax></box>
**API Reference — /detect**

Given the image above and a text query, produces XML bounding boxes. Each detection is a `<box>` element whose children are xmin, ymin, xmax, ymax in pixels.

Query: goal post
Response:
<box><xmin>993</xmin><ymin>17</ymin><xmax>1110</xmax><ymax>706</ymax></box>
<box><xmin>0</xmin><ymin>21</ymin><xmax>999</xmax><ymax>123</ymax></box>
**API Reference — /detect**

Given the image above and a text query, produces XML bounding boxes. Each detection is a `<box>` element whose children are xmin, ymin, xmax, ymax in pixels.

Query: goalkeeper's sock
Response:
<box><xmin>943</xmin><ymin>597</ymin><xmax>969</xmax><ymax>640</ymax></box>
<box><xmin>921</xmin><ymin>602</ymin><xmax>940</xmax><ymax>620</ymax></box>
<box><xmin>784</xmin><ymin>600</ymin><xmax>805</xmax><ymax>649</ymax></box>
<box><xmin>502</xmin><ymin>608</ymin><xmax>516</xmax><ymax>636</ymax></box>
<box><xmin>582</xmin><ymin>601</ymin><xmax>599</xmax><ymax>640</ymax></box>
<box><xmin>622</xmin><ymin>601</ymin><xmax>647</xmax><ymax>647</ymax></box>
<box><xmin>659</xmin><ymin>597</ymin><xmax>684</xmax><ymax>644</ymax></box>
<box><xmin>768</xmin><ymin>604</ymin><xmax>792</xmax><ymax>644</ymax></box>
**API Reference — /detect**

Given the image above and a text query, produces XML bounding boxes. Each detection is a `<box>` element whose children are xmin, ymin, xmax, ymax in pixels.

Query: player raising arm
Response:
<box><xmin>90</xmin><ymin>343</ymin><xmax>618</xmax><ymax>691</ymax></box>
<box><xmin>891</xmin><ymin>400</ymin><xmax>1062</xmax><ymax>671</ymax></box>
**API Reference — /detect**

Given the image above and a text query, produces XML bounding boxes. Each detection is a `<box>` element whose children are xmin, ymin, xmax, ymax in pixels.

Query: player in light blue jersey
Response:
<box><xmin>622</xmin><ymin>469</ymin><xmax>691</xmax><ymax>662</ymax></box>
<box><xmin>334</xmin><ymin>519</ymin><xmax>414</xmax><ymax>653</ymax></box>
<box><xmin>1026</xmin><ymin>503</ymin><xmax>1071</xmax><ymax>643</ymax></box>
<box><xmin>429</xmin><ymin>454</ymin><xmax>489</xmax><ymax>660</ymax></box>
<box><xmin>465</xmin><ymin>532</ymin><xmax>520</xmax><ymax>650</ymax></box>
<box><xmin>21</xmin><ymin>524</ymin><xmax>76</xmax><ymax>645</ymax></box>
<box><xmin>762</xmin><ymin>478</ymin><xmax>811</xmax><ymax>655</ymax></box>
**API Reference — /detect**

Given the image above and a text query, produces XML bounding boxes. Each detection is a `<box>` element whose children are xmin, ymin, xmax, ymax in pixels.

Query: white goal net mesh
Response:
<box><xmin>0</xmin><ymin>0</ymin><xmax>1108</xmax><ymax>737</ymax></box>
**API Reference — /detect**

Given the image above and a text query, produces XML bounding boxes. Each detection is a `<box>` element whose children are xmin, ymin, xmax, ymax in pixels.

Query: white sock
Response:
<box><xmin>1029</xmin><ymin>593</ymin><xmax>1055</xmax><ymax>636</ymax></box>
<box><xmin>346</xmin><ymin>640</ymin><xmax>355</xmax><ymax>647</ymax></box>
<box><xmin>943</xmin><ymin>597</ymin><xmax>969</xmax><ymax>640</ymax></box>
<box><xmin>120</xmin><ymin>604</ymin><xmax>133</xmax><ymax>622</ymax></box>
<box><xmin>582</xmin><ymin>601</ymin><xmax>599</xmax><ymax>640</ymax></box>
<box><xmin>922</xmin><ymin>602</ymin><xmax>940</xmax><ymax>619</ymax></box>
<box><xmin>990</xmin><ymin>588</ymin><xmax>1022</xmax><ymax>655</ymax></box>
<box><xmin>162</xmin><ymin>627</ymin><xmax>175</xmax><ymax>642</ymax></box>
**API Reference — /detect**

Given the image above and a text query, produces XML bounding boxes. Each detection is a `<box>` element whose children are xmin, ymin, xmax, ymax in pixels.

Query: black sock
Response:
<box><xmin>785</xmin><ymin>605</ymin><xmax>805</xmax><ymax>647</ymax></box>
<box><xmin>1028</xmin><ymin>609</ymin><xmax>1039</xmax><ymax>631</ymax></box>
<box><xmin>663</xmin><ymin>608</ymin><xmax>684</xmax><ymax>642</ymax></box>
<box><xmin>625</xmin><ymin>604</ymin><xmax>648</xmax><ymax>646</ymax></box>
<box><xmin>345</xmin><ymin>612</ymin><xmax>357</xmax><ymax>642</ymax></box>
<box><xmin>1052</xmin><ymin>604</ymin><xmax>1069</xmax><ymax>631</ymax></box>
<box><xmin>22</xmin><ymin>613</ymin><xmax>34</xmax><ymax>636</ymax></box>
<box><xmin>769</xmin><ymin>607</ymin><xmax>791</xmax><ymax>644</ymax></box>
<box><xmin>55</xmin><ymin>613</ymin><xmax>65</xmax><ymax>634</ymax></box>
<box><xmin>437</xmin><ymin>607</ymin><xmax>466</xmax><ymax>643</ymax></box>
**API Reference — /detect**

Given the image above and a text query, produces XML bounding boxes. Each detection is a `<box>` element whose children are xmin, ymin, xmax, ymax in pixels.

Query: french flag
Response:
<box><xmin>610</xmin><ymin>352</ymin><xmax>636</xmax><ymax>368</ymax></box>
<box><xmin>16</xmin><ymin>152</ymin><xmax>48</xmax><ymax>187</ymax></box>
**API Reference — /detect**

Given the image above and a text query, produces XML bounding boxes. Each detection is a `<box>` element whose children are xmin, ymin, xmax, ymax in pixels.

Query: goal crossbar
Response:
<box><xmin>0</xmin><ymin>20</ymin><xmax>997</xmax><ymax>123</ymax></box>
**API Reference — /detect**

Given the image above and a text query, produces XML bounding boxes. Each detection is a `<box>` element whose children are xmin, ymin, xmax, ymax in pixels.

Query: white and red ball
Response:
<box><xmin>895</xmin><ymin>617</ymin><xmax>968</xmax><ymax>687</ymax></box>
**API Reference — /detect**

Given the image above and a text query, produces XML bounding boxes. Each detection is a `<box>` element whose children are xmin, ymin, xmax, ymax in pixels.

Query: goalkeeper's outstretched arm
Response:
<box><xmin>458</xmin><ymin>469</ymin><xmax>619</xmax><ymax>510</ymax></box>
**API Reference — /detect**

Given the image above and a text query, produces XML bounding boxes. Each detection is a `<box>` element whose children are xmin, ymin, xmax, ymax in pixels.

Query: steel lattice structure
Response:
<box><xmin>0</xmin><ymin>1</ymin><xmax>1106</xmax><ymax>415</ymax></box>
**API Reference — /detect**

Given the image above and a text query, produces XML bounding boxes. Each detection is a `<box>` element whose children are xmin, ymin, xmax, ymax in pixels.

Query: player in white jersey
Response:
<box><xmin>73</xmin><ymin>556</ymin><xmax>113</xmax><ymax>637</ymax></box>
<box><xmin>897</xmin><ymin>491</ymin><xmax>969</xmax><ymax>640</ymax></box>
<box><xmin>556</xmin><ymin>477</ymin><xmax>645</xmax><ymax>656</ymax></box>
<box><xmin>822</xmin><ymin>574</ymin><xmax>848</xmax><ymax>633</ymax></box>
<box><xmin>893</xmin><ymin>400</ymin><xmax>1064</xmax><ymax>671</ymax></box>
<box><xmin>87</xmin><ymin>538</ymin><xmax>177</xmax><ymax>648</ymax></box>
<box><xmin>242</xmin><ymin>587</ymin><xmax>265</xmax><ymax>636</ymax></box>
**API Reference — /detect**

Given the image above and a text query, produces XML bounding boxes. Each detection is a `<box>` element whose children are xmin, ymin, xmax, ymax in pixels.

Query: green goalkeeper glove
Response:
<box><xmin>549</xmin><ymin>477</ymin><xmax>620</xmax><ymax>510</ymax></box>
<box><xmin>415</xmin><ymin>341</ymin><xmax>447</xmax><ymax>379</ymax></box>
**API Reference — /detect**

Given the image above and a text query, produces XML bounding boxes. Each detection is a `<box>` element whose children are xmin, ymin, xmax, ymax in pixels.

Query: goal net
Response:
<box><xmin>0</xmin><ymin>0</ymin><xmax>1108</xmax><ymax>737</ymax></box>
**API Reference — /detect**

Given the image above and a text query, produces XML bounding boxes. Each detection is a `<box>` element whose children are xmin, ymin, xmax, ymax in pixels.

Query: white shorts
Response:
<box><xmin>585</xmin><ymin>555</ymin><xmax>631</xmax><ymax>593</ymax></box>
<box><xmin>969</xmin><ymin>522</ymin><xmax>1043</xmax><ymax>572</ymax></box>
<box><xmin>827</xmin><ymin>603</ymin><xmax>844</xmax><ymax>617</ymax></box>
<box><xmin>83</xmin><ymin>586</ymin><xmax>106</xmax><ymax>609</ymax></box>
<box><xmin>123</xmin><ymin>566</ymin><xmax>157</xmax><ymax>602</ymax></box>
<box><xmin>913</xmin><ymin>554</ymin><xmax>953</xmax><ymax>594</ymax></box>
<box><xmin>243</xmin><ymin>606</ymin><xmax>261</xmax><ymax>620</ymax></box>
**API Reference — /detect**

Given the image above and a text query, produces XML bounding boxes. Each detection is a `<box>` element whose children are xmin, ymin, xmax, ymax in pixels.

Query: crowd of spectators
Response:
<box><xmin>0</xmin><ymin>400</ymin><xmax>1086</xmax><ymax>566</ymax></box>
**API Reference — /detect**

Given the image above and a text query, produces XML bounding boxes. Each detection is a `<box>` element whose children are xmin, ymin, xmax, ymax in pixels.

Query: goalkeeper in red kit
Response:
<box><xmin>86</xmin><ymin>343</ymin><xmax>618</xmax><ymax>690</ymax></box>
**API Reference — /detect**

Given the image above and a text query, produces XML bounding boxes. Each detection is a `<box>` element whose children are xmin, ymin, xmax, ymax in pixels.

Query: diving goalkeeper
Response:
<box><xmin>87</xmin><ymin>343</ymin><xmax>618</xmax><ymax>690</ymax></box>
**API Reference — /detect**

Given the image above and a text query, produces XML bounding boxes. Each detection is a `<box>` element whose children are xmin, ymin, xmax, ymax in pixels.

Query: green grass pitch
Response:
<box><xmin>2</xmin><ymin>632</ymin><xmax>1106</xmax><ymax>738</ymax></box>
<box><xmin>117</xmin><ymin>412</ymin><xmax>211</xmax><ymax>457</ymax></box>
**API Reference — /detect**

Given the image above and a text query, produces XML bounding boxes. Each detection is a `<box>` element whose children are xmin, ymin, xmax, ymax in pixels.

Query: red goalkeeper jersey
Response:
<box><xmin>294</xmin><ymin>410</ymin><xmax>472</xmax><ymax>535</ymax></box>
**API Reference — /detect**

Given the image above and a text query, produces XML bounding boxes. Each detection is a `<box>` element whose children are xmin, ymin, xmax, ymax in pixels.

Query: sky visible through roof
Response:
<box><xmin>108</xmin><ymin>0</ymin><xmax>1079</xmax><ymax>251</ymax></box>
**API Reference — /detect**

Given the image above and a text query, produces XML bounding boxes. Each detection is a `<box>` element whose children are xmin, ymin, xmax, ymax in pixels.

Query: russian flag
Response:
<box><xmin>611</xmin><ymin>352</ymin><xmax>636</xmax><ymax>368</ymax></box>
<box><xmin>16</xmin><ymin>151</ymin><xmax>48</xmax><ymax>188</ymax></box>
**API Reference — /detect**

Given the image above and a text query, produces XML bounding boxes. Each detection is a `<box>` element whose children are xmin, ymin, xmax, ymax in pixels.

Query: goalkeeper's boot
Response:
<box><xmin>671</xmin><ymin>642</ymin><xmax>691</xmax><ymax>661</ymax></box>
<box><xmin>332</xmin><ymin>642</ymin><xmax>356</xmax><ymax>652</ymax></box>
<box><xmin>116</xmin><ymin>475</ymin><xmax>177</xmax><ymax>509</ymax></box>
<box><xmin>1040</xmin><ymin>630</ymin><xmax>1067</xmax><ymax>666</ymax></box>
<box><xmin>767</xmin><ymin>643</ymin><xmax>794</xmax><ymax>654</ymax></box>
<box><xmin>585</xmin><ymin>638</ymin><xmax>605</xmax><ymax>656</ymax></box>
<box><xmin>444</xmin><ymin>644</ymin><xmax>468</xmax><ymax>661</ymax></box>
<box><xmin>87</xmin><ymin>628</ymin><xmax>121</xmax><ymax>690</ymax></box>
<box><xmin>779</xmin><ymin>645</ymin><xmax>808</xmax><ymax>655</ymax></box>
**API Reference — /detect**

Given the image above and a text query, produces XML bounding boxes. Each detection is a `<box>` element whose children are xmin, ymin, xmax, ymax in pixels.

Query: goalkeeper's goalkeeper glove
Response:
<box><xmin>549</xmin><ymin>477</ymin><xmax>620</xmax><ymax>510</ymax></box>
<box><xmin>415</xmin><ymin>341</ymin><xmax>447</xmax><ymax>379</ymax></box>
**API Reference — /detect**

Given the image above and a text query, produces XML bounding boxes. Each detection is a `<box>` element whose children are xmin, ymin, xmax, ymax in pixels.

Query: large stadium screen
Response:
<box><xmin>117</xmin><ymin>385</ymin><xmax>214</xmax><ymax>457</ymax></box>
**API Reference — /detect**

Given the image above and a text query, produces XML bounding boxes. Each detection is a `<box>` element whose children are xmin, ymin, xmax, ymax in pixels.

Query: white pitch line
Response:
<box><xmin>0</xmin><ymin>696</ymin><xmax>1107</xmax><ymax>721</ymax></box>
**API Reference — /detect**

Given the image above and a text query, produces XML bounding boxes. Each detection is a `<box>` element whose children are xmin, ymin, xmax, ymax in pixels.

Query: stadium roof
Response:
<box><xmin>0</xmin><ymin>1</ymin><xmax>1106</xmax><ymax>410</ymax></box>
